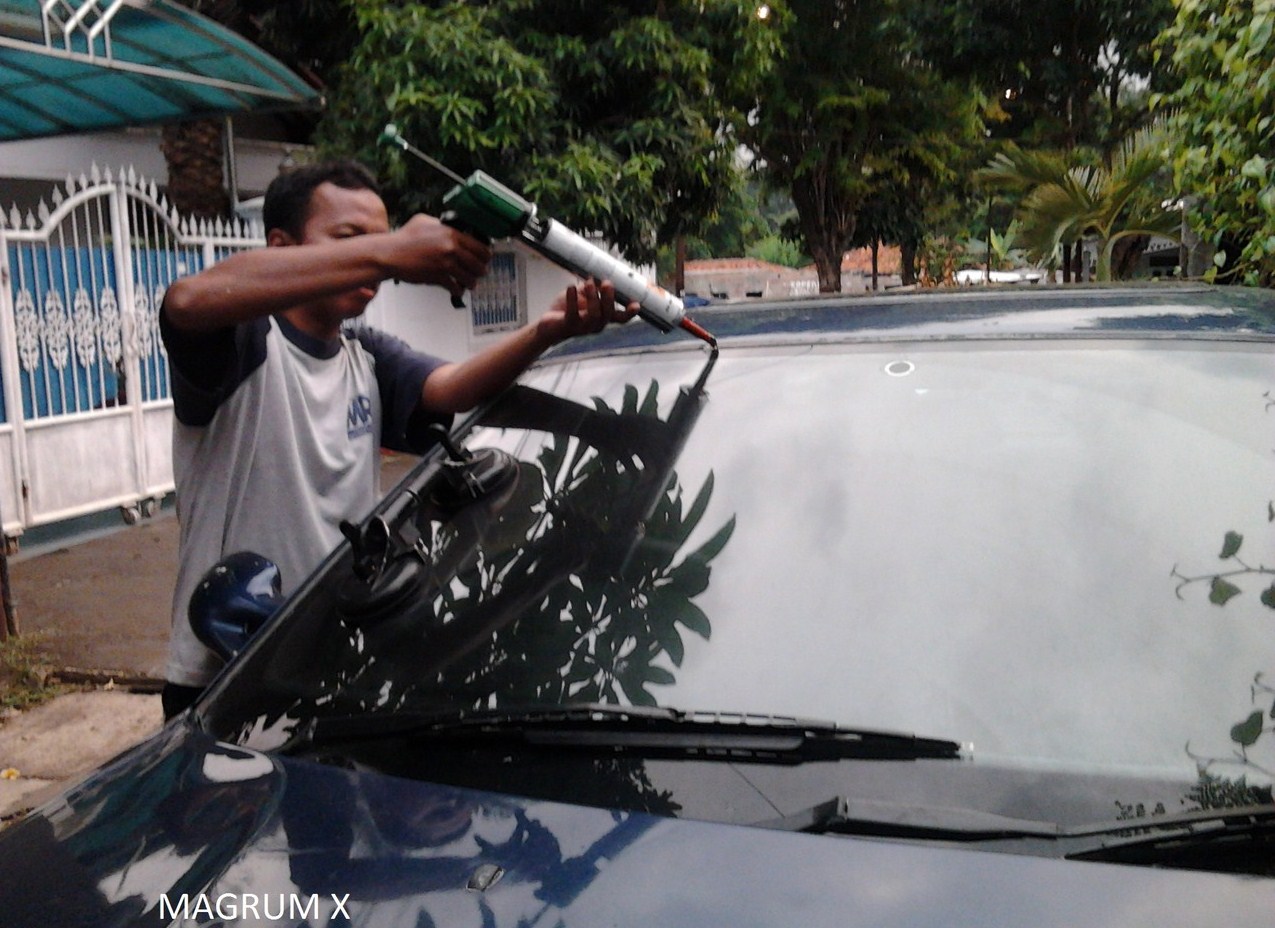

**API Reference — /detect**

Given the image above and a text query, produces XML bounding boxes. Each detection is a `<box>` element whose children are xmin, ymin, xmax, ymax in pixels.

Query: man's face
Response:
<box><xmin>289</xmin><ymin>181</ymin><xmax>392</xmax><ymax>324</ymax></box>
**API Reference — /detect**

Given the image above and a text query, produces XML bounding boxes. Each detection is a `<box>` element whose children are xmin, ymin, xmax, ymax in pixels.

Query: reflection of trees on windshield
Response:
<box><xmin>277</xmin><ymin>378</ymin><xmax>727</xmax><ymax>823</ymax></box>
<box><xmin>307</xmin><ymin>366</ymin><xmax>736</xmax><ymax>723</ymax></box>
<box><xmin>414</xmin><ymin>380</ymin><xmax>736</xmax><ymax>709</ymax></box>
<box><xmin>1170</xmin><ymin>383</ymin><xmax>1275</xmax><ymax>792</ymax></box>
<box><xmin>1173</xmin><ymin>518</ymin><xmax>1275</xmax><ymax>772</ymax></box>
<box><xmin>1172</xmin><ymin>528</ymin><xmax>1275</xmax><ymax>611</ymax></box>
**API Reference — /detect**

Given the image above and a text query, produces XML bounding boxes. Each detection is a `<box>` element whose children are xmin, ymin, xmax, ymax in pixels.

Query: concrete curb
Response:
<box><xmin>0</xmin><ymin>690</ymin><xmax>164</xmax><ymax>822</ymax></box>
<box><xmin>51</xmin><ymin>666</ymin><xmax>165</xmax><ymax>692</ymax></box>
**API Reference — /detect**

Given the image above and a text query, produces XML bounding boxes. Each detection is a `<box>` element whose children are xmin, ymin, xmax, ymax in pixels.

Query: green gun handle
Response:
<box><xmin>439</xmin><ymin>210</ymin><xmax>492</xmax><ymax>308</ymax></box>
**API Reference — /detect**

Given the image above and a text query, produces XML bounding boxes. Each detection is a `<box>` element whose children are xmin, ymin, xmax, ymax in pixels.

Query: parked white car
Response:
<box><xmin>956</xmin><ymin>267</ymin><xmax>1045</xmax><ymax>285</ymax></box>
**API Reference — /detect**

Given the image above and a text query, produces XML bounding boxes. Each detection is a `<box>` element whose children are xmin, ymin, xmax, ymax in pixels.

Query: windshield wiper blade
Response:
<box><xmin>303</xmin><ymin>703</ymin><xmax>963</xmax><ymax>763</ymax></box>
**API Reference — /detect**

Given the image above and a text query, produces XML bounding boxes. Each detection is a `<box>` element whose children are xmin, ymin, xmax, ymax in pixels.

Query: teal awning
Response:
<box><xmin>0</xmin><ymin>0</ymin><xmax>320</xmax><ymax>141</ymax></box>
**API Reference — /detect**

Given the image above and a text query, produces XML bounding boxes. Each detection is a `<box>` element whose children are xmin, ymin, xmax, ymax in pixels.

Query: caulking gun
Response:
<box><xmin>380</xmin><ymin>123</ymin><xmax>717</xmax><ymax>347</ymax></box>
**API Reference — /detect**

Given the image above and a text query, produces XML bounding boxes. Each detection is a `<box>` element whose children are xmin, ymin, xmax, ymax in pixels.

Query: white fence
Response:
<box><xmin>0</xmin><ymin>166</ymin><xmax>262</xmax><ymax>539</ymax></box>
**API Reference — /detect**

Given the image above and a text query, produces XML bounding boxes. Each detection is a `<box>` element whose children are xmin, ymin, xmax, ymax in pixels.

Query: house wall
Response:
<box><xmin>0</xmin><ymin>127</ymin><xmax>301</xmax><ymax>213</ymax></box>
<box><xmin>685</xmin><ymin>264</ymin><xmax>803</xmax><ymax>301</ymax></box>
<box><xmin>685</xmin><ymin>265</ymin><xmax>900</xmax><ymax>301</ymax></box>
<box><xmin>360</xmin><ymin>245</ymin><xmax>578</xmax><ymax>361</ymax></box>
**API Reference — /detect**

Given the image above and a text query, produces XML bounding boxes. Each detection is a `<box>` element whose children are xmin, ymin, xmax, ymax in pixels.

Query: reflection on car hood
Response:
<box><xmin>1</xmin><ymin>727</ymin><xmax>1272</xmax><ymax>926</ymax></box>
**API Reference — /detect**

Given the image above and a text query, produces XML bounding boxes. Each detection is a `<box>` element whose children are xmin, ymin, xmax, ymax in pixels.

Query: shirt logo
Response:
<box><xmin>347</xmin><ymin>394</ymin><xmax>374</xmax><ymax>440</ymax></box>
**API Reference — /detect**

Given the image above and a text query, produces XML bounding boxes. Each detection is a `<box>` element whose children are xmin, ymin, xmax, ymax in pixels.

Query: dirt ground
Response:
<box><xmin>2</xmin><ymin>452</ymin><xmax>420</xmax><ymax>686</ymax></box>
<box><xmin>6</xmin><ymin>513</ymin><xmax>177</xmax><ymax>684</ymax></box>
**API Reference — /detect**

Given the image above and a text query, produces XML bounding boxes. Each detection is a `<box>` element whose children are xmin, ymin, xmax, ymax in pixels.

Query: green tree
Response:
<box><xmin>850</xmin><ymin>184</ymin><xmax>922</xmax><ymax>288</ymax></box>
<box><xmin>976</xmin><ymin>143</ymin><xmax>1078</xmax><ymax>276</ymax></box>
<box><xmin>315</xmin><ymin>0</ymin><xmax>778</xmax><ymax>264</ymax></box>
<box><xmin>687</xmin><ymin>172</ymin><xmax>777</xmax><ymax>259</ymax></box>
<box><xmin>1173</xmin><ymin>516</ymin><xmax>1275</xmax><ymax>777</ymax></box>
<box><xmin>1157</xmin><ymin>0</ymin><xmax>1275</xmax><ymax>287</ymax></box>
<box><xmin>738</xmin><ymin>0</ymin><xmax>982</xmax><ymax>292</ymax></box>
<box><xmin>851</xmin><ymin>67</ymin><xmax>985</xmax><ymax>286</ymax></box>
<box><xmin>746</xmin><ymin>234</ymin><xmax>808</xmax><ymax>268</ymax></box>
<box><xmin>915</xmin><ymin>0</ymin><xmax>1174</xmax><ymax>152</ymax></box>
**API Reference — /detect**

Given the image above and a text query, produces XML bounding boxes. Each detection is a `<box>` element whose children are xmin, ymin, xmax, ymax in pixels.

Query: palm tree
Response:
<box><xmin>975</xmin><ymin>145</ymin><xmax>1075</xmax><ymax>280</ymax></box>
<box><xmin>158</xmin><ymin>1</ymin><xmax>252</xmax><ymax>218</ymax></box>
<box><xmin>162</xmin><ymin>1</ymin><xmax>342</xmax><ymax>219</ymax></box>
<box><xmin>976</xmin><ymin>127</ymin><xmax>1181</xmax><ymax>282</ymax></box>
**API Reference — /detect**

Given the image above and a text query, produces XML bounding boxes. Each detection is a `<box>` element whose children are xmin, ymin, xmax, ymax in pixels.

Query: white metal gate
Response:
<box><xmin>0</xmin><ymin>166</ymin><xmax>262</xmax><ymax>538</ymax></box>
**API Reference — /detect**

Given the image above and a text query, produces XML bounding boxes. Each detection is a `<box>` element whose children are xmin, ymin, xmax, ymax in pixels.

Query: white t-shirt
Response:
<box><xmin>162</xmin><ymin>313</ymin><xmax>449</xmax><ymax>686</ymax></box>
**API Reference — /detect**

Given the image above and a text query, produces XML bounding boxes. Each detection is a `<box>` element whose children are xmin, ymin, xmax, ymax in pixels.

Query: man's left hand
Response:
<box><xmin>536</xmin><ymin>279</ymin><xmax>639</xmax><ymax>346</ymax></box>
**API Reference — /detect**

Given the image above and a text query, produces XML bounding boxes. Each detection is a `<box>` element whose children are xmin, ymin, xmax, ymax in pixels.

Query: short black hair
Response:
<box><xmin>262</xmin><ymin>160</ymin><xmax>381</xmax><ymax>239</ymax></box>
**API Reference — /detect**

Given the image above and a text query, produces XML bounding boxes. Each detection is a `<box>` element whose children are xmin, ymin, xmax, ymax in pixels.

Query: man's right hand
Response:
<box><xmin>389</xmin><ymin>215</ymin><xmax>493</xmax><ymax>301</ymax></box>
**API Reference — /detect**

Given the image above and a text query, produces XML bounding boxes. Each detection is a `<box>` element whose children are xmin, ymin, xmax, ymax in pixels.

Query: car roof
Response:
<box><xmin>549</xmin><ymin>284</ymin><xmax>1275</xmax><ymax>358</ymax></box>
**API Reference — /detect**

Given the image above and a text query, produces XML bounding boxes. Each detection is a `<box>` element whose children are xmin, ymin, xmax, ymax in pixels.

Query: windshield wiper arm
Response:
<box><xmin>755</xmin><ymin>796</ymin><xmax>1064</xmax><ymax>840</ymax></box>
<box><xmin>1066</xmin><ymin>805</ymin><xmax>1275</xmax><ymax>869</ymax></box>
<box><xmin>760</xmin><ymin>796</ymin><xmax>1275</xmax><ymax>849</ymax></box>
<box><xmin>303</xmin><ymin>703</ymin><xmax>963</xmax><ymax>763</ymax></box>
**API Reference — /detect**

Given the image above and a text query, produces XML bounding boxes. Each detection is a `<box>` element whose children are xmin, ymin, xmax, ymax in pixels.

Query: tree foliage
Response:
<box><xmin>313</xmin><ymin>0</ymin><xmax>778</xmax><ymax>264</ymax></box>
<box><xmin>850</xmin><ymin>66</ymin><xmax>985</xmax><ymax>285</ymax></box>
<box><xmin>914</xmin><ymin>0</ymin><xmax>1175</xmax><ymax>151</ymax></box>
<box><xmin>737</xmin><ymin>0</ymin><xmax>983</xmax><ymax>292</ymax></box>
<box><xmin>681</xmin><ymin>173</ymin><xmax>781</xmax><ymax>261</ymax></box>
<box><xmin>1157</xmin><ymin>0</ymin><xmax>1275</xmax><ymax>287</ymax></box>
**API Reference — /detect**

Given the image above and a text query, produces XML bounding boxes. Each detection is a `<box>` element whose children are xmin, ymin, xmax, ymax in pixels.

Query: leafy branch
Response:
<box><xmin>1173</xmin><ymin>495</ymin><xmax>1275</xmax><ymax>777</ymax></box>
<box><xmin>1185</xmin><ymin>673</ymin><xmax>1275</xmax><ymax>778</ymax></box>
<box><xmin>1171</xmin><ymin>527</ymin><xmax>1275</xmax><ymax>610</ymax></box>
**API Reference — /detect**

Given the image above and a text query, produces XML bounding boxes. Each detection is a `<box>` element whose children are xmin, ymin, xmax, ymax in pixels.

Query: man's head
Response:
<box><xmin>263</xmin><ymin>160</ymin><xmax>392</xmax><ymax>334</ymax></box>
<box><xmin>262</xmin><ymin>160</ymin><xmax>382</xmax><ymax>241</ymax></box>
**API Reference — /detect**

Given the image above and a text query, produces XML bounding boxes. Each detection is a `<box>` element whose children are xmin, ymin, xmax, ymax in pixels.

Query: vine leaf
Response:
<box><xmin>1219</xmin><ymin>531</ymin><xmax>1243</xmax><ymax>559</ymax></box>
<box><xmin>1261</xmin><ymin>583</ymin><xmax>1275</xmax><ymax>610</ymax></box>
<box><xmin>1209</xmin><ymin>577</ymin><xmax>1242</xmax><ymax>605</ymax></box>
<box><xmin>1230</xmin><ymin>710</ymin><xmax>1264</xmax><ymax>748</ymax></box>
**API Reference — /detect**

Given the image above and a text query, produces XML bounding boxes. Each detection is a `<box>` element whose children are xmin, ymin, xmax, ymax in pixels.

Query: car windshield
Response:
<box><xmin>203</xmin><ymin>324</ymin><xmax>1275</xmax><ymax>838</ymax></box>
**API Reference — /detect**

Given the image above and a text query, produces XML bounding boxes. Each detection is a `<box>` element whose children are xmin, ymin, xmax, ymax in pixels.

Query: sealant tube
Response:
<box><xmin>527</xmin><ymin>220</ymin><xmax>684</xmax><ymax>332</ymax></box>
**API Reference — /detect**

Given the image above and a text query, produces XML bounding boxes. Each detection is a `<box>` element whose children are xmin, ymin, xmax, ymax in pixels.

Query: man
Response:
<box><xmin>159</xmin><ymin>160</ymin><xmax>636</xmax><ymax>717</ymax></box>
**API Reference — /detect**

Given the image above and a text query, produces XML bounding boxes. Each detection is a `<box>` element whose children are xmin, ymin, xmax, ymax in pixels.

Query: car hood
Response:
<box><xmin>1</xmin><ymin>726</ymin><xmax>1272</xmax><ymax>927</ymax></box>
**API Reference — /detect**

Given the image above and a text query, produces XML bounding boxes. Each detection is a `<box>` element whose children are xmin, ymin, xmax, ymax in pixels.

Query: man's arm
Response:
<box><xmin>162</xmin><ymin>215</ymin><xmax>490</xmax><ymax>333</ymax></box>
<box><xmin>420</xmin><ymin>280</ymin><xmax>638</xmax><ymax>413</ymax></box>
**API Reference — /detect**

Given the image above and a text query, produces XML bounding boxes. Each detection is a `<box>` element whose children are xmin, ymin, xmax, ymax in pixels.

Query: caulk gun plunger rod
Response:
<box><xmin>380</xmin><ymin>123</ymin><xmax>465</xmax><ymax>185</ymax></box>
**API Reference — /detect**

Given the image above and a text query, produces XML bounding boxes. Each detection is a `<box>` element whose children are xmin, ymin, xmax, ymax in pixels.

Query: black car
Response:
<box><xmin>2</xmin><ymin>284</ymin><xmax>1274</xmax><ymax>925</ymax></box>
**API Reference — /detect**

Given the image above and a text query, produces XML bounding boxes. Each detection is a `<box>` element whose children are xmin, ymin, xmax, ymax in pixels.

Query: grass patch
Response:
<box><xmin>0</xmin><ymin>634</ymin><xmax>65</xmax><ymax>713</ymax></box>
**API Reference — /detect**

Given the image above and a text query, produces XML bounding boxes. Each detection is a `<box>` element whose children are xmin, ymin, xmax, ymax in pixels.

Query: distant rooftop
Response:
<box><xmin>688</xmin><ymin>246</ymin><xmax>903</xmax><ymax>277</ymax></box>
<box><xmin>685</xmin><ymin>257</ymin><xmax>796</xmax><ymax>274</ymax></box>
